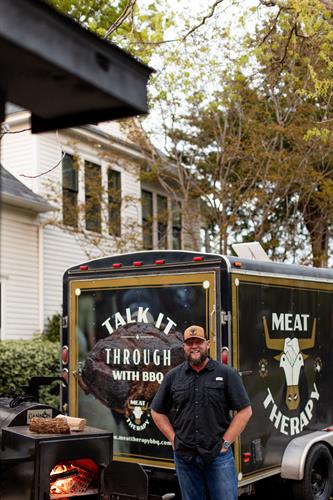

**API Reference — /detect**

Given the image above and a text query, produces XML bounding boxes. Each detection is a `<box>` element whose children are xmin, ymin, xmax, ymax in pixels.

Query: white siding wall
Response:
<box><xmin>0</xmin><ymin>205</ymin><xmax>40</xmax><ymax>340</ymax></box>
<box><xmin>37</xmin><ymin>131</ymin><xmax>143</xmax><ymax>322</ymax></box>
<box><xmin>1</xmin><ymin>127</ymin><xmax>37</xmax><ymax>192</ymax></box>
<box><xmin>37</xmin><ymin>132</ymin><xmax>63</xmax><ymax>200</ymax></box>
<box><xmin>1</xmin><ymin>115</ymin><xmax>202</xmax><ymax>339</ymax></box>
<box><xmin>42</xmin><ymin>226</ymin><xmax>88</xmax><ymax>321</ymax></box>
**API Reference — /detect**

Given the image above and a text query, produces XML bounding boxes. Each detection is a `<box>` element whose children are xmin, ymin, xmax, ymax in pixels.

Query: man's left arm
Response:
<box><xmin>221</xmin><ymin>367</ymin><xmax>252</xmax><ymax>451</ymax></box>
<box><xmin>221</xmin><ymin>405</ymin><xmax>252</xmax><ymax>451</ymax></box>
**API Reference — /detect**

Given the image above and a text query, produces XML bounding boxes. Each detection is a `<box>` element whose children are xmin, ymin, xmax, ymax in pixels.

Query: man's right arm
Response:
<box><xmin>151</xmin><ymin>410</ymin><xmax>175</xmax><ymax>449</ymax></box>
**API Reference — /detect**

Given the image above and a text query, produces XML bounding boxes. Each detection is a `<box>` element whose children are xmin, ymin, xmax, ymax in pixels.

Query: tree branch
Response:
<box><xmin>104</xmin><ymin>0</ymin><xmax>137</xmax><ymax>38</ymax></box>
<box><xmin>182</xmin><ymin>0</ymin><xmax>225</xmax><ymax>41</ymax></box>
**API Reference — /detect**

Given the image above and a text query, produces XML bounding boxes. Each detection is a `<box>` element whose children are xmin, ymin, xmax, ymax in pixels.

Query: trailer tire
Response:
<box><xmin>291</xmin><ymin>443</ymin><xmax>333</xmax><ymax>500</ymax></box>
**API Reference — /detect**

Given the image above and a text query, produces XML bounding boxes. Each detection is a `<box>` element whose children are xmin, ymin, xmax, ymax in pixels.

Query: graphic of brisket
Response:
<box><xmin>80</xmin><ymin>323</ymin><xmax>184</xmax><ymax>415</ymax></box>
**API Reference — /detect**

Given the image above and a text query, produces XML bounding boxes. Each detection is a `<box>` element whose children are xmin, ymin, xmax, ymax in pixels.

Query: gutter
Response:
<box><xmin>1</xmin><ymin>192</ymin><xmax>55</xmax><ymax>213</ymax></box>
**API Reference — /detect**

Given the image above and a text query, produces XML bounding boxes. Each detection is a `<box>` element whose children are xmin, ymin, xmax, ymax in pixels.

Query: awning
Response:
<box><xmin>0</xmin><ymin>0</ymin><xmax>154</xmax><ymax>133</ymax></box>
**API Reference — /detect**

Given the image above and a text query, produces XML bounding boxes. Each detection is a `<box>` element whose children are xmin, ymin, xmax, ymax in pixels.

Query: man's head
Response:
<box><xmin>183</xmin><ymin>325</ymin><xmax>209</xmax><ymax>366</ymax></box>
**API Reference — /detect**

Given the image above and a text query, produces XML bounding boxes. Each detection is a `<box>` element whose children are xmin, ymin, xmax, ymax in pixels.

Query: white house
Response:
<box><xmin>0</xmin><ymin>108</ymin><xmax>201</xmax><ymax>340</ymax></box>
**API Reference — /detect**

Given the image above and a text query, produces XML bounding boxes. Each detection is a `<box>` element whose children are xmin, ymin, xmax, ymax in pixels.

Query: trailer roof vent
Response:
<box><xmin>193</xmin><ymin>256</ymin><xmax>204</xmax><ymax>262</ymax></box>
<box><xmin>112</xmin><ymin>263</ymin><xmax>122</xmax><ymax>268</ymax></box>
<box><xmin>133</xmin><ymin>261</ymin><xmax>143</xmax><ymax>267</ymax></box>
<box><xmin>80</xmin><ymin>265</ymin><xmax>89</xmax><ymax>271</ymax></box>
<box><xmin>155</xmin><ymin>259</ymin><xmax>165</xmax><ymax>265</ymax></box>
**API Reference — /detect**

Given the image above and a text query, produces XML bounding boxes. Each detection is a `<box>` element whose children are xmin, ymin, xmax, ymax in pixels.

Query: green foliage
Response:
<box><xmin>46</xmin><ymin>0</ymin><xmax>176</xmax><ymax>62</ymax></box>
<box><xmin>0</xmin><ymin>338</ymin><xmax>60</xmax><ymax>408</ymax></box>
<box><xmin>45</xmin><ymin>0</ymin><xmax>333</xmax><ymax>265</ymax></box>
<box><xmin>43</xmin><ymin>313</ymin><xmax>61</xmax><ymax>342</ymax></box>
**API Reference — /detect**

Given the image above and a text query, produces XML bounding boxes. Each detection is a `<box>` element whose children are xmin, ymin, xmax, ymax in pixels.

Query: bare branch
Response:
<box><xmin>104</xmin><ymin>0</ymin><xmax>137</xmax><ymax>38</ymax></box>
<box><xmin>260</xmin><ymin>7</ymin><xmax>282</xmax><ymax>45</ymax></box>
<box><xmin>115</xmin><ymin>0</ymin><xmax>225</xmax><ymax>47</ymax></box>
<box><xmin>182</xmin><ymin>0</ymin><xmax>225</xmax><ymax>41</ymax></box>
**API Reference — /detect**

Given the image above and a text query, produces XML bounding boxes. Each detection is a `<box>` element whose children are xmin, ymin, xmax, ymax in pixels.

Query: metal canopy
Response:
<box><xmin>0</xmin><ymin>0</ymin><xmax>153</xmax><ymax>133</ymax></box>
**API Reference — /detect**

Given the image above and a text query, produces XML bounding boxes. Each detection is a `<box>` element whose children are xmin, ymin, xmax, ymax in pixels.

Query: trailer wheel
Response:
<box><xmin>292</xmin><ymin>444</ymin><xmax>333</xmax><ymax>500</ymax></box>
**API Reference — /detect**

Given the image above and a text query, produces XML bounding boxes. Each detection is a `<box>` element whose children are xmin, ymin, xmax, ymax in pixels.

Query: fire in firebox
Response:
<box><xmin>50</xmin><ymin>459</ymin><xmax>98</xmax><ymax>498</ymax></box>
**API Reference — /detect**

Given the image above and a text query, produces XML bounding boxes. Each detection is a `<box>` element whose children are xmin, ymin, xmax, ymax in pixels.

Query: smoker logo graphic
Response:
<box><xmin>262</xmin><ymin>315</ymin><xmax>320</xmax><ymax>435</ymax></box>
<box><xmin>126</xmin><ymin>400</ymin><xmax>150</xmax><ymax>432</ymax></box>
<box><xmin>263</xmin><ymin>316</ymin><xmax>316</xmax><ymax>410</ymax></box>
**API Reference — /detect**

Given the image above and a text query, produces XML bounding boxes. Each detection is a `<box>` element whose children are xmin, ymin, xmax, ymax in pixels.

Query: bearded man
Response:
<box><xmin>151</xmin><ymin>325</ymin><xmax>252</xmax><ymax>500</ymax></box>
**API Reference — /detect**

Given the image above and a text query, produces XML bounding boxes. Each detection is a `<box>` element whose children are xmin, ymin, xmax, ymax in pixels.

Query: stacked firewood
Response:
<box><xmin>29</xmin><ymin>415</ymin><xmax>86</xmax><ymax>434</ymax></box>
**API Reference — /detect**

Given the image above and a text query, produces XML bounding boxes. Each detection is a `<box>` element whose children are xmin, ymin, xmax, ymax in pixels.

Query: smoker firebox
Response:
<box><xmin>0</xmin><ymin>398</ymin><xmax>113</xmax><ymax>500</ymax></box>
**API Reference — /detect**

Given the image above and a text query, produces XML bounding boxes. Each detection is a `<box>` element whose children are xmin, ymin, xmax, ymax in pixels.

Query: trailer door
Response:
<box><xmin>67</xmin><ymin>271</ymin><xmax>217</xmax><ymax>469</ymax></box>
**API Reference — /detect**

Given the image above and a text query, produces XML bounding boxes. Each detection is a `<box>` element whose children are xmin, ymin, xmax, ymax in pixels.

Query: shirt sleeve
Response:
<box><xmin>225</xmin><ymin>367</ymin><xmax>251</xmax><ymax>411</ymax></box>
<box><xmin>150</xmin><ymin>371</ymin><xmax>173</xmax><ymax>414</ymax></box>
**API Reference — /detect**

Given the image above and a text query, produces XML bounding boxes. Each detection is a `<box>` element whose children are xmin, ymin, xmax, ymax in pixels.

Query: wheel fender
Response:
<box><xmin>281</xmin><ymin>430</ymin><xmax>333</xmax><ymax>480</ymax></box>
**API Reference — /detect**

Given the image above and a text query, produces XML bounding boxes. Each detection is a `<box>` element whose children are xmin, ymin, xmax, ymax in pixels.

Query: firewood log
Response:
<box><xmin>29</xmin><ymin>416</ymin><xmax>70</xmax><ymax>434</ymax></box>
<box><xmin>55</xmin><ymin>414</ymin><xmax>86</xmax><ymax>431</ymax></box>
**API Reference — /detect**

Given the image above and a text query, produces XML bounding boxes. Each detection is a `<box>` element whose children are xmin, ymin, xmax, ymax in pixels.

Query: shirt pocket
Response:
<box><xmin>171</xmin><ymin>383</ymin><xmax>191</xmax><ymax>408</ymax></box>
<box><xmin>205</xmin><ymin>381</ymin><xmax>225</xmax><ymax>407</ymax></box>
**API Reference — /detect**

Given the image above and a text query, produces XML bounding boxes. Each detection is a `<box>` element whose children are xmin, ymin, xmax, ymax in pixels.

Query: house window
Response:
<box><xmin>85</xmin><ymin>161</ymin><xmax>101</xmax><ymax>233</ymax></box>
<box><xmin>108</xmin><ymin>169</ymin><xmax>121</xmax><ymax>237</ymax></box>
<box><xmin>142</xmin><ymin>190</ymin><xmax>153</xmax><ymax>250</ymax></box>
<box><xmin>62</xmin><ymin>153</ymin><xmax>78</xmax><ymax>227</ymax></box>
<box><xmin>157</xmin><ymin>194</ymin><xmax>168</xmax><ymax>249</ymax></box>
<box><xmin>172</xmin><ymin>203</ymin><xmax>182</xmax><ymax>249</ymax></box>
<box><xmin>142</xmin><ymin>191</ymin><xmax>182</xmax><ymax>250</ymax></box>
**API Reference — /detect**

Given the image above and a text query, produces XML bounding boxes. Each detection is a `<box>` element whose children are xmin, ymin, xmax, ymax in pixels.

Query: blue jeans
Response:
<box><xmin>174</xmin><ymin>449</ymin><xmax>238</xmax><ymax>500</ymax></box>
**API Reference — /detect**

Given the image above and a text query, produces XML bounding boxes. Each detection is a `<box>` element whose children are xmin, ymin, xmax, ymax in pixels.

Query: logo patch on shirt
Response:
<box><xmin>215</xmin><ymin>377</ymin><xmax>223</xmax><ymax>381</ymax></box>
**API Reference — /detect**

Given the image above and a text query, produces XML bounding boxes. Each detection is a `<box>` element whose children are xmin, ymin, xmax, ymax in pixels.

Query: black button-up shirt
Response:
<box><xmin>151</xmin><ymin>358</ymin><xmax>250</xmax><ymax>464</ymax></box>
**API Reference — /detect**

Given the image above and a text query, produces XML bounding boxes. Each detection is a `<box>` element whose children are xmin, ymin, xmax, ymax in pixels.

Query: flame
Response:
<box><xmin>51</xmin><ymin>477</ymin><xmax>74</xmax><ymax>494</ymax></box>
<box><xmin>50</xmin><ymin>462</ymin><xmax>95</xmax><ymax>497</ymax></box>
<box><xmin>50</xmin><ymin>463</ymin><xmax>75</xmax><ymax>476</ymax></box>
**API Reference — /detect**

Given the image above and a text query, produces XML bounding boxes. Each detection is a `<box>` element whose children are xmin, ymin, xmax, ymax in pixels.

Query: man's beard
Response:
<box><xmin>185</xmin><ymin>347</ymin><xmax>209</xmax><ymax>366</ymax></box>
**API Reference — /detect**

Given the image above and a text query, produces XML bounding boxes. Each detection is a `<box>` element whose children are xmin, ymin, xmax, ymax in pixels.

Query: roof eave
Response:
<box><xmin>1</xmin><ymin>192</ymin><xmax>55</xmax><ymax>213</ymax></box>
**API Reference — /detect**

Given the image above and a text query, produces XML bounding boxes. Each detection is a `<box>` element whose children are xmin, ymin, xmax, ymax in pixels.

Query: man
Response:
<box><xmin>151</xmin><ymin>325</ymin><xmax>252</xmax><ymax>500</ymax></box>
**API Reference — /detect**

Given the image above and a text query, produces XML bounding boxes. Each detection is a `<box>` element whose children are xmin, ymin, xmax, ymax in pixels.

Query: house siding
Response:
<box><xmin>42</xmin><ymin>226</ymin><xmax>88</xmax><ymax>321</ymax></box>
<box><xmin>1</xmin><ymin>127</ymin><xmax>36</xmax><ymax>191</ymax></box>
<box><xmin>0</xmin><ymin>205</ymin><xmax>40</xmax><ymax>340</ymax></box>
<box><xmin>1</xmin><ymin>113</ymin><xmax>202</xmax><ymax>340</ymax></box>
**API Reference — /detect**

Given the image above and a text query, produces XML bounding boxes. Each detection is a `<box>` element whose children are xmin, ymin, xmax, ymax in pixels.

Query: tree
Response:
<box><xmin>250</xmin><ymin>0</ymin><xmax>333</xmax><ymax>266</ymax></box>
<box><xmin>145</xmin><ymin>0</ymin><xmax>333</xmax><ymax>266</ymax></box>
<box><xmin>46</xmin><ymin>0</ymin><xmax>333</xmax><ymax>265</ymax></box>
<box><xmin>47</xmin><ymin>0</ymin><xmax>175</xmax><ymax>61</ymax></box>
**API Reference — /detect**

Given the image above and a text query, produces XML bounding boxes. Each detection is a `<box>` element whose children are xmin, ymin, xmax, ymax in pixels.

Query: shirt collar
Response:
<box><xmin>185</xmin><ymin>358</ymin><xmax>215</xmax><ymax>372</ymax></box>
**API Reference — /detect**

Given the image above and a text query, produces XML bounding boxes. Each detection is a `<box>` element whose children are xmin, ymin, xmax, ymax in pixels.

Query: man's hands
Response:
<box><xmin>151</xmin><ymin>409</ymin><xmax>176</xmax><ymax>449</ymax></box>
<box><xmin>220</xmin><ymin>405</ymin><xmax>252</xmax><ymax>453</ymax></box>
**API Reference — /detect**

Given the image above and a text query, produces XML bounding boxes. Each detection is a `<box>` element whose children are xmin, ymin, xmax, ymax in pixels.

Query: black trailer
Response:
<box><xmin>62</xmin><ymin>250</ymin><xmax>333</xmax><ymax>499</ymax></box>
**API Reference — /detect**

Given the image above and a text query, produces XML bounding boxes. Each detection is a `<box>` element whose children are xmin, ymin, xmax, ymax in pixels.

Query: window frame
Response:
<box><xmin>141</xmin><ymin>189</ymin><xmax>182</xmax><ymax>250</ymax></box>
<box><xmin>108</xmin><ymin>168</ymin><xmax>122</xmax><ymax>238</ymax></box>
<box><xmin>84</xmin><ymin>160</ymin><xmax>102</xmax><ymax>233</ymax></box>
<box><xmin>142</xmin><ymin>189</ymin><xmax>154</xmax><ymax>250</ymax></box>
<box><xmin>62</xmin><ymin>152</ymin><xmax>79</xmax><ymax>228</ymax></box>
